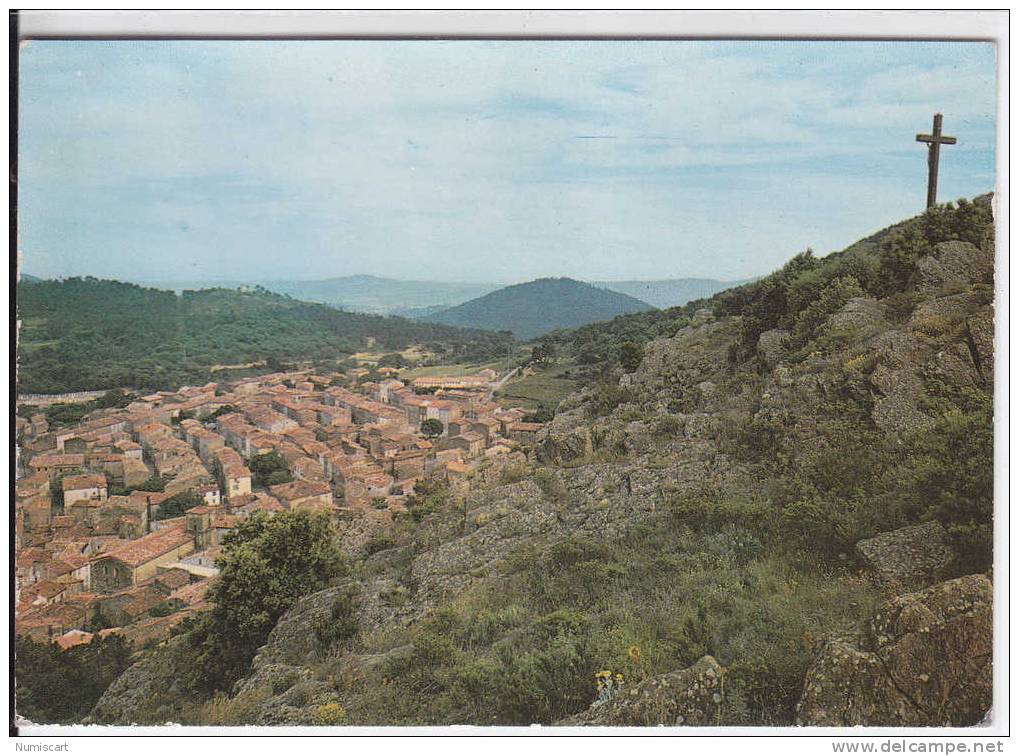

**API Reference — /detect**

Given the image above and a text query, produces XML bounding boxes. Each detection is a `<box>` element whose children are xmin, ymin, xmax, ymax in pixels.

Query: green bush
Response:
<box><xmin>15</xmin><ymin>635</ymin><xmax>132</xmax><ymax>724</ymax></box>
<box><xmin>364</xmin><ymin>533</ymin><xmax>396</xmax><ymax>555</ymax></box>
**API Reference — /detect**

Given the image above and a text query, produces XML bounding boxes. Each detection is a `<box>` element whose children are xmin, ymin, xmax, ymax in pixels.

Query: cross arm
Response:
<box><xmin>916</xmin><ymin>133</ymin><xmax>957</xmax><ymax>144</ymax></box>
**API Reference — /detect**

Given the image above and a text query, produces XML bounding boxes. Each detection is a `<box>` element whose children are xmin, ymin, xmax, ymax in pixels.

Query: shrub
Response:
<box><xmin>14</xmin><ymin>634</ymin><xmax>132</xmax><ymax>724</ymax></box>
<box><xmin>586</xmin><ymin>382</ymin><xmax>633</xmax><ymax>418</ymax></box>
<box><xmin>533</xmin><ymin>469</ymin><xmax>570</xmax><ymax>504</ymax></box>
<box><xmin>790</xmin><ymin>276</ymin><xmax>865</xmax><ymax>346</ymax></box>
<box><xmin>654</xmin><ymin>414</ymin><xmax>684</xmax><ymax>438</ymax></box>
<box><xmin>313</xmin><ymin>591</ymin><xmax>359</xmax><ymax>649</ymax></box>
<box><xmin>618</xmin><ymin>341</ymin><xmax>643</xmax><ymax>372</ymax></box>
<box><xmin>364</xmin><ymin>533</ymin><xmax>397</xmax><ymax>555</ymax></box>
<box><xmin>198</xmin><ymin>686</ymin><xmax>274</xmax><ymax>726</ymax></box>
<box><xmin>485</xmin><ymin>610</ymin><xmax>595</xmax><ymax>724</ymax></box>
<box><xmin>311</xmin><ymin>702</ymin><xmax>348</xmax><ymax>726</ymax></box>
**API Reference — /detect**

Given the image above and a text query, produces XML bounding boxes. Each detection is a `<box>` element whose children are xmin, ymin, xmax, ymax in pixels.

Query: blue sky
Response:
<box><xmin>18</xmin><ymin>40</ymin><xmax>997</xmax><ymax>284</ymax></box>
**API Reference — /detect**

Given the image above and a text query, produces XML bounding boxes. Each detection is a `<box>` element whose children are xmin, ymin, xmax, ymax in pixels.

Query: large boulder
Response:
<box><xmin>826</xmin><ymin>297</ymin><xmax>884</xmax><ymax>334</ymax></box>
<box><xmin>854</xmin><ymin>522</ymin><xmax>954</xmax><ymax>591</ymax></box>
<box><xmin>535</xmin><ymin>427</ymin><xmax>591</xmax><ymax>465</ymax></box>
<box><xmin>916</xmin><ymin>241</ymin><xmax>994</xmax><ymax>293</ymax></box>
<box><xmin>796</xmin><ymin>574</ymin><xmax>992</xmax><ymax>727</ymax></box>
<box><xmin>558</xmin><ymin>656</ymin><xmax>725</xmax><ymax>726</ymax></box>
<box><xmin>866</xmin><ymin>331</ymin><xmax>936</xmax><ymax>438</ymax></box>
<box><xmin>87</xmin><ymin>636</ymin><xmax>191</xmax><ymax>725</ymax></box>
<box><xmin>756</xmin><ymin>329</ymin><xmax>790</xmax><ymax>368</ymax></box>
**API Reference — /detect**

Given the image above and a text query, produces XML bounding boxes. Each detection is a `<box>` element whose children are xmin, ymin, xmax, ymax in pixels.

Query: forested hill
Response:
<box><xmin>423</xmin><ymin>277</ymin><xmax>654</xmax><ymax>340</ymax></box>
<box><xmin>16</xmin><ymin>278</ymin><xmax>512</xmax><ymax>393</ymax></box>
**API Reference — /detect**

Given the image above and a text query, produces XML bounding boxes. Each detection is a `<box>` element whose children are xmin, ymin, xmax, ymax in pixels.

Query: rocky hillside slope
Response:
<box><xmin>88</xmin><ymin>198</ymin><xmax>995</xmax><ymax>728</ymax></box>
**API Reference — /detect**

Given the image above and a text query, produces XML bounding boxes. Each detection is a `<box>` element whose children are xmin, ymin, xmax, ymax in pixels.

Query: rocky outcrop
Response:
<box><xmin>866</xmin><ymin>331</ymin><xmax>936</xmax><ymax>437</ymax></box>
<box><xmin>827</xmin><ymin>297</ymin><xmax>885</xmax><ymax>333</ymax></box>
<box><xmin>559</xmin><ymin>656</ymin><xmax>725</xmax><ymax>726</ymax></box>
<box><xmin>87</xmin><ymin>637</ymin><xmax>191</xmax><ymax>725</ymax></box>
<box><xmin>854</xmin><ymin>522</ymin><xmax>954</xmax><ymax>592</ymax></box>
<box><xmin>626</xmin><ymin>318</ymin><xmax>737</xmax><ymax>400</ymax></box>
<box><xmin>796</xmin><ymin>574</ymin><xmax>992</xmax><ymax>727</ymax></box>
<box><xmin>536</xmin><ymin>427</ymin><xmax>591</xmax><ymax>465</ymax></box>
<box><xmin>757</xmin><ymin>329</ymin><xmax>791</xmax><ymax>368</ymax></box>
<box><xmin>917</xmin><ymin>241</ymin><xmax>994</xmax><ymax>293</ymax></box>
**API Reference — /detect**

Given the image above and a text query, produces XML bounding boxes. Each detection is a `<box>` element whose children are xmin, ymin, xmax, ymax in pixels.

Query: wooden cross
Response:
<box><xmin>916</xmin><ymin>113</ymin><xmax>957</xmax><ymax>209</ymax></box>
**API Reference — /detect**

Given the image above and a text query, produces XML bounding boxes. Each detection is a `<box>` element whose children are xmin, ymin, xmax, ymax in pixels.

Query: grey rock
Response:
<box><xmin>757</xmin><ymin>329</ymin><xmax>791</xmax><ymax>368</ymax></box>
<box><xmin>916</xmin><ymin>241</ymin><xmax>994</xmax><ymax>293</ymax></box>
<box><xmin>854</xmin><ymin>522</ymin><xmax>954</xmax><ymax>591</ymax></box>
<box><xmin>796</xmin><ymin>574</ymin><xmax>992</xmax><ymax>726</ymax></box>
<box><xmin>535</xmin><ymin>427</ymin><xmax>591</xmax><ymax>465</ymax></box>
<box><xmin>826</xmin><ymin>297</ymin><xmax>884</xmax><ymax>333</ymax></box>
<box><xmin>559</xmin><ymin>656</ymin><xmax>725</xmax><ymax>726</ymax></box>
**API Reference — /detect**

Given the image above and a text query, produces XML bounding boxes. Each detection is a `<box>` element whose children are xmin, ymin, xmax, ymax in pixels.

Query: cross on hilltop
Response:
<box><xmin>916</xmin><ymin>113</ymin><xmax>957</xmax><ymax>209</ymax></box>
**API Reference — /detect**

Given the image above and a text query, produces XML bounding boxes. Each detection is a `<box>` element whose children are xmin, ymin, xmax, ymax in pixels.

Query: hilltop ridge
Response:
<box><xmin>423</xmin><ymin>277</ymin><xmax>654</xmax><ymax>339</ymax></box>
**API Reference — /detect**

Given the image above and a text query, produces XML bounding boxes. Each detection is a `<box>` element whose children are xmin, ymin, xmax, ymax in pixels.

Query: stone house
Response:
<box><xmin>28</xmin><ymin>453</ymin><xmax>85</xmax><ymax>481</ymax></box>
<box><xmin>62</xmin><ymin>473</ymin><xmax>108</xmax><ymax>507</ymax></box>
<box><xmin>439</xmin><ymin>431</ymin><xmax>485</xmax><ymax>459</ymax></box>
<box><xmin>90</xmin><ymin>525</ymin><xmax>194</xmax><ymax>593</ymax></box>
<box><xmin>223</xmin><ymin>465</ymin><xmax>253</xmax><ymax>501</ymax></box>
<box><xmin>269</xmin><ymin>480</ymin><xmax>333</xmax><ymax>512</ymax></box>
<box><xmin>507</xmin><ymin>422</ymin><xmax>543</xmax><ymax>445</ymax></box>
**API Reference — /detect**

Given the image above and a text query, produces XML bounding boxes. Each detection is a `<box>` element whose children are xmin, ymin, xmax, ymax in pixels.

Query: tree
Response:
<box><xmin>134</xmin><ymin>475</ymin><xmax>166</xmax><ymax>493</ymax></box>
<box><xmin>265</xmin><ymin>470</ymin><xmax>293</xmax><ymax>487</ymax></box>
<box><xmin>421</xmin><ymin>418</ymin><xmax>444</xmax><ymax>439</ymax></box>
<box><xmin>248</xmin><ymin>450</ymin><xmax>292</xmax><ymax>488</ymax></box>
<box><xmin>93</xmin><ymin>388</ymin><xmax>135</xmax><ymax>409</ymax></box>
<box><xmin>618</xmin><ymin>341</ymin><xmax>643</xmax><ymax>372</ymax></box>
<box><xmin>523</xmin><ymin>403</ymin><xmax>555</xmax><ymax>423</ymax></box>
<box><xmin>531</xmin><ymin>342</ymin><xmax>557</xmax><ymax>365</ymax></box>
<box><xmin>50</xmin><ymin>474</ymin><xmax>65</xmax><ymax>511</ymax></box>
<box><xmin>153</xmin><ymin>489</ymin><xmax>206</xmax><ymax>520</ymax></box>
<box><xmin>15</xmin><ymin>634</ymin><xmax>132</xmax><ymax>724</ymax></box>
<box><xmin>187</xmin><ymin>510</ymin><xmax>346</xmax><ymax>693</ymax></box>
<box><xmin>208</xmin><ymin>404</ymin><xmax>239</xmax><ymax>420</ymax></box>
<box><xmin>378</xmin><ymin>352</ymin><xmax>410</xmax><ymax>369</ymax></box>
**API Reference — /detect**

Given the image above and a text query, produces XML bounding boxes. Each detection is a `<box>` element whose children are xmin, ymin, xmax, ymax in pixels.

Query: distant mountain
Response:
<box><xmin>261</xmin><ymin>275</ymin><xmax>500</xmax><ymax>314</ymax></box>
<box><xmin>594</xmin><ymin>278</ymin><xmax>754</xmax><ymax>309</ymax></box>
<box><xmin>423</xmin><ymin>277</ymin><xmax>654</xmax><ymax>340</ymax></box>
<box><xmin>18</xmin><ymin>273</ymin><xmax>44</xmax><ymax>283</ymax></box>
<box><xmin>390</xmin><ymin>304</ymin><xmax>453</xmax><ymax>319</ymax></box>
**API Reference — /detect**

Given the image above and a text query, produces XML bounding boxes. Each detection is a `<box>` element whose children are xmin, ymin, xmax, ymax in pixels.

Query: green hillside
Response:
<box><xmin>424</xmin><ymin>277</ymin><xmax>654</xmax><ymax>340</ymax></box>
<box><xmin>15</xmin><ymin>278</ymin><xmax>512</xmax><ymax>393</ymax></box>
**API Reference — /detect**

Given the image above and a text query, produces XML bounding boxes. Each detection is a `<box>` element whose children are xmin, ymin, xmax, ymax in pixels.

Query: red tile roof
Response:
<box><xmin>94</xmin><ymin>524</ymin><xmax>191</xmax><ymax>568</ymax></box>
<box><xmin>62</xmin><ymin>473</ymin><xmax>108</xmax><ymax>491</ymax></box>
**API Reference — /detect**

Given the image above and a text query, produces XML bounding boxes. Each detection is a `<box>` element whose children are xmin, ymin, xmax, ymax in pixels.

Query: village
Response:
<box><xmin>14</xmin><ymin>362</ymin><xmax>546</xmax><ymax>653</ymax></box>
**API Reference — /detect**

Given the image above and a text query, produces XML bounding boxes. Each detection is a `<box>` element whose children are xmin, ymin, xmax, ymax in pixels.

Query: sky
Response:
<box><xmin>18</xmin><ymin>40</ymin><xmax>998</xmax><ymax>284</ymax></box>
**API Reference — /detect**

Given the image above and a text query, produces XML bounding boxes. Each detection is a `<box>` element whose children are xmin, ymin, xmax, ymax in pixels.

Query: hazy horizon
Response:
<box><xmin>19</xmin><ymin>40</ymin><xmax>996</xmax><ymax>283</ymax></box>
<box><xmin>16</xmin><ymin>270</ymin><xmax>752</xmax><ymax>287</ymax></box>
